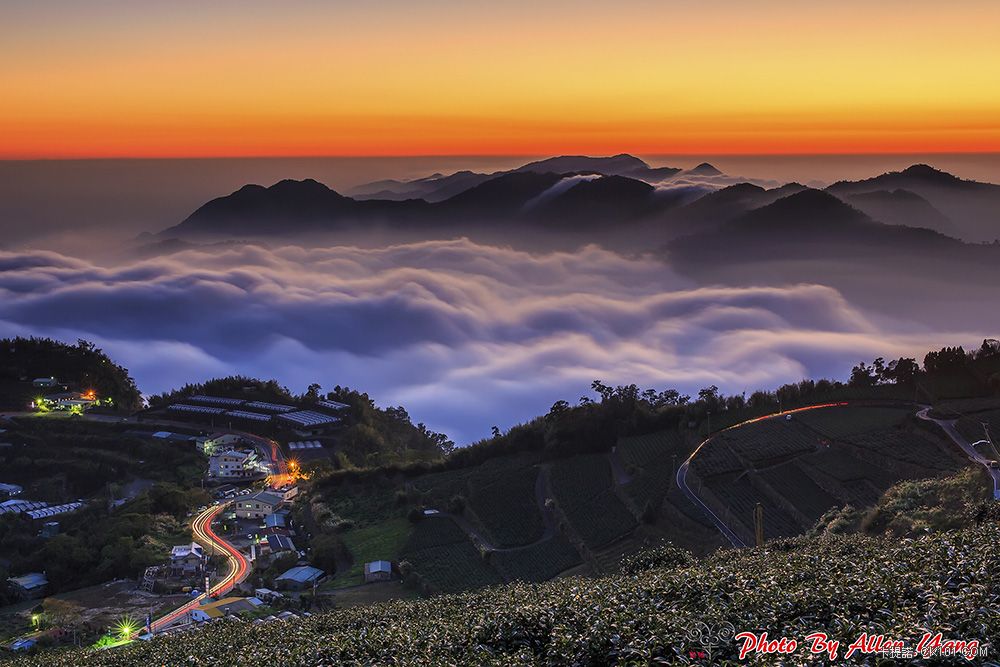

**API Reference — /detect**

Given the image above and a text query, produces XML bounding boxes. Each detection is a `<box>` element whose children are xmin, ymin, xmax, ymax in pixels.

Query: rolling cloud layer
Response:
<box><xmin>0</xmin><ymin>241</ymin><xmax>982</xmax><ymax>442</ymax></box>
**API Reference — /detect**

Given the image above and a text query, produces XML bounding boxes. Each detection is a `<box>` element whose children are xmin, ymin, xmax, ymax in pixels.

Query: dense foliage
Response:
<box><xmin>147</xmin><ymin>376</ymin><xmax>452</xmax><ymax>466</ymax></box>
<box><xmin>0</xmin><ymin>418</ymin><xmax>209</xmax><ymax>596</ymax></box>
<box><xmin>0</xmin><ymin>337</ymin><xmax>142</xmax><ymax>410</ymax></box>
<box><xmin>813</xmin><ymin>467</ymin><xmax>993</xmax><ymax>538</ymax></box>
<box><xmin>8</xmin><ymin>524</ymin><xmax>998</xmax><ymax>665</ymax></box>
<box><xmin>0</xmin><ymin>482</ymin><xmax>209</xmax><ymax>595</ymax></box>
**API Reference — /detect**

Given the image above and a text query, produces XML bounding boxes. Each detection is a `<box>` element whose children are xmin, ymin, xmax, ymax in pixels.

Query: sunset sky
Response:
<box><xmin>3</xmin><ymin>0</ymin><xmax>1000</xmax><ymax>158</ymax></box>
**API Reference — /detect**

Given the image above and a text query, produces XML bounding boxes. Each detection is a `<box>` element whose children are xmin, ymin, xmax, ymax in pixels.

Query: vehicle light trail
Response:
<box><xmin>147</xmin><ymin>502</ymin><xmax>250</xmax><ymax>634</ymax></box>
<box><xmin>676</xmin><ymin>401</ymin><xmax>852</xmax><ymax>548</ymax></box>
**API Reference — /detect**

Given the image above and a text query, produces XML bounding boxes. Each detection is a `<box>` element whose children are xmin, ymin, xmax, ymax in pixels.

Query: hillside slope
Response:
<box><xmin>12</xmin><ymin>523</ymin><xmax>997</xmax><ymax>665</ymax></box>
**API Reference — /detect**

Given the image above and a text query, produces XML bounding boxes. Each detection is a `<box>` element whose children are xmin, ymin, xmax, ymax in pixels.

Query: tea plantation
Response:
<box><xmin>11</xmin><ymin>524</ymin><xmax>998</xmax><ymax>665</ymax></box>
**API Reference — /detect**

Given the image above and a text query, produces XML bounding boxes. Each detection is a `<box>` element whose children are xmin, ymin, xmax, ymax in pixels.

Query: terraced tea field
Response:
<box><xmin>794</xmin><ymin>405</ymin><xmax>912</xmax><ymax>439</ymax></box>
<box><xmin>550</xmin><ymin>454</ymin><xmax>637</xmax><ymax>549</ymax></box>
<box><xmin>704</xmin><ymin>473</ymin><xmax>801</xmax><ymax>540</ymax></box>
<box><xmin>468</xmin><ymin>464</ymin><xmax>544</xmax><ymax>547</ymax></box>
<box><xmin>491</xmin><ymin>536</ymin><xmax>582</xmax><ymax>582</ymax></box>
<box><xmin>401</xmin><ymin>517</ymin><xmax>503</xmax><ymax>593</ymax></box>
<box><xmin>758</xmin><ymin>463</ymin><xmax>839</xmax><ymax>523</ymax></box>
<box><xmin>688</xmin><ymin>404</ymin><xmax>961</xmax><ymax>542</ymax></box>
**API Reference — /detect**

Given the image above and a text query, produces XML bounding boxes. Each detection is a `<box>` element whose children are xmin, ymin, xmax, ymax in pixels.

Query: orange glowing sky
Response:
<box><xmin>3</xmin><ymin>1</ymin><xmax>1000</xmax><ymax>158</ymax></box>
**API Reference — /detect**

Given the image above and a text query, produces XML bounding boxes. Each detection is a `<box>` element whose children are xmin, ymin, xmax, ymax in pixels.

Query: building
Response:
<box><xmin>190</xmin><ymin>596</ymin><xmax>262</xmax><ymax>622</ymax></box>
<box><xmin>277</xmin><ymin>485</ymin><xmax>299</xmax><ymax>502</ymax></box>
<box><xmin>32</xmin><ymin>377</ymin><xmax>59</xmax><ymax>388</ymax></box>
<box><xmin>235</xmin><ymin>490</ymin><xmax>285</xmax><ymax>520</ymax></box>
<box><xmin>263</xmin><ymin>512</ymin><xmax>288</xmax><ymax>529</ymax></box>
<box><xmin>274</xmin><ymin>565</ymin><xmax>324</xmax><ymax>591</ymax></box>
<box><xmin>254</xmin><ymin>587</ymin><xmax>283</xmax><ymax>602</ymax></box>
<box><xmin>170</xmin><ymin>542</ymin><xmax>205</xmax><ymax>575</ymax></box>
<box><xmin>0</xmin><ymin>499</ymin><xmax>47</xmax><ymax>516</ymax></box>
<box><xmin>265</xmin><ymin>534</ymin><xmax>296</xmax><ymax>554</ymax></box>
<box><xmin>39</xmin><ymin>521</ymin><xmax>60</xmax><ymax>538</ymax></box>
<box><xmin>7</xmin><ymin>572</ymin><xmax>48</xmax><ymax>599</ymax></box>
<box><xmin>317</xmin><ymin>399</ymin><xmax>351</xmax><ymax>412</ymax></box>
<box><xmin>0</xmin><ymin>483</ymin><xmax>22</xmax><ymax>499</ymax></box>
<box><xmin>25</xmin><ymin>502</ymin><xmax>83</xmax><ymax>520</ymax></box>
<box><xmin>276</xmin><ymin>410</ymin><xmax>341</xmax><ymax>436</ymax></box>
<box><xmin>364</xmin><ymin>560</ymin><xmax>393</xmax><ymax>583</ymax></box>
<box><xmin>208</xmin><ymin>450</ymin><xmax>255</xmax><ymax>479</ymax></box>
<box><xmin>202</xmin><ymin>432</ymin><xmax>244</xmax><ymax>455</ymax></box>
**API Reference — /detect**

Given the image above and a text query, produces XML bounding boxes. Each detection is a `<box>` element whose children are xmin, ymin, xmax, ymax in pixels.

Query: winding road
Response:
<box><xmin>675</xmin><ymin>402</ymin><xmax>850</xmax><ymax>549</ymax></box>
<box><xmin>917</xmin><ymin>407</ymin><xmax>1000</xmax><ymax>500</ymax></box>
<box><xmin>147</xmin><ymin>502</ymin><xmax>250</xmax><ymax>633</ymax></box>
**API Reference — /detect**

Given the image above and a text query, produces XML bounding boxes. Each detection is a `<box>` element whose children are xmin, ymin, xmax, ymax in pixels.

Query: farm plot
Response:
<box><xmin>758</xmin><ymin>463</ymin><xmax>839</xmax><ymax>524</ymax></box>
<box><xmin>844</xmin><ymin>430</ymin><xmax>956</xmax><ymax>471</ymax></box>
<box><xmin>469</xmin><ymin>465</ymin><xmax>544</xmax><ymax>548</ymax></box>
<box><xmin>401</xmin><ymin>517</ymin><xmax>503</xmax><ymax>593</ymax></box>
<box><xmin>794</xmin><ymin>406</ymin><xmax>912</xmax><ymax>439</ymax></box>
<box><xmin>409</xmin><ymin>467</ymin><xmax>475</xmax><ymax>508</ymax></box>
<box><xmin>491</xmin><ymin>536</ymin><xmax>582</xmax><ymax>583</ymax></box>
<box><xmin>550</xmin><ymin>455</ymin><xmax>637</xmax><ymax>549</ymax></box>
<box><xmin>617</xmin><ymin>430</ymin><xmax>688</xmax><ymax>468</ymax></box>
<box><xmin>623</xmin><ymin>458</ymin><xmax>672</xmax><ymax>513</ymax></box>
<box><xmin>716</xmin><ymin>419</ymin><xmax>820</xmax><ymax>464</ymax></box>
<box><xmin>705</xmin><ymin>475</ymin><xmax>802</xmax><ymax>539</ymax></box>
<box><xmin>956</xmin><ymin>409</ymin><xmax>1000</xmax><ymax>447</ymax></box>
<box><xmin>689</xmin><ymin>440</ymin><xmax>745</xmax><ymax>479</ymax></box>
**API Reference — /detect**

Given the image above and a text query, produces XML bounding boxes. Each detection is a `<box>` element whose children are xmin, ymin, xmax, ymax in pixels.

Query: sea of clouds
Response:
<box><xmin>0</xmin><ymin>239</ymin><xmax>983</xmax><ymax>443</ymax></box>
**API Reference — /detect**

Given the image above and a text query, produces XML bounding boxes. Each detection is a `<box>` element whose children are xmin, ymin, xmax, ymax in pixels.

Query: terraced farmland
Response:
<box><xmin>491</xmin><ymin>536</ymin><xmax>582</xmax><ymax>582</ymax></box>
<box><xmin>705</xmin><ymin>474</ymin><xmax>801</xmax><ymax>539</ymax></box>
<box><xmin>689</xmin><ymin>440</ymin><xmax>744</xmax><ymax>478</ymax></box>
<box><xmin>956</xmin><ymin>409</ymin><xmax>1000</xmax><ymax>447</ymax></box>
<box><xmin>616</xmin><ymin>429</ymin><xmax>688</xmax><ymax>468</ymax></box>
<box><xmin>550</xmin><ymin>454</ymin><xmax>637</xmax><ymax>549</ymax></box>
<box><xmin>794</xmin><ymin>405</ymin><xmax>913</xmax><ymax>439</ymax></box>
<box><xmin>845</xmin><ymin>430</ymin><xmax>958</xmax><ymax>471</ymax></box>
<box><xmin>401</xmin><ymin>517</ymin><xmax>503</xmax><ymax>593</ymax></box>
<box><xmin>469</xmin><ymin>464</ymin><xmax>544</xmax><ymax>547</ymax></box>
<box><xmin>758</xmin><ymin>463</ymin><xmax>839</xmax><ymax>524</ymax></box>
<box><xmin>715</xmin><ymin>418</ymin><xmax>821</xmax><ymax>464</ymax></box>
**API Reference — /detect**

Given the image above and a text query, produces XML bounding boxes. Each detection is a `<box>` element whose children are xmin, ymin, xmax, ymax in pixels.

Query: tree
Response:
<box><xmin>309</xmin><ymin>533</ymin><xmax>350</xmax><ymax>574</ymax></box>
<box><xmin>849</xmin><ymin>362</ymin><xmax>878</xmax><ymax>388</ymax></box>
<box><xmin>43</xmin><ymin>598</ymin><xmax>84</xmax><ymax>631</ymax></box>
<box><xmin>883</xmin><ymin>358</ymin><xmax>920</xmax><ymax>386</ymax></box>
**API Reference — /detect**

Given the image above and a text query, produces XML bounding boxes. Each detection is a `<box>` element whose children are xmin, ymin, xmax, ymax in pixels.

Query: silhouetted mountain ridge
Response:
<box><xmin>163</xmin><ymin>160</ymin><xmax>999</xmax><ymax>246</ymax></box>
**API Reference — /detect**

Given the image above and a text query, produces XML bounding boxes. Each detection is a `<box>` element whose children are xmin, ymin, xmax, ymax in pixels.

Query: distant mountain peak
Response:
<box><xmin>268</xmin><ymin>178</ymin><xmax>335</xmax><ymax>193</ymax></box>
<box><xmin>684</xmin><ymin>162</ymin><xmax>723</xmax><ymax>176</ymax></box>
<box><xmin>899</xmin><ymin>164</ymin><xmax>959</xmax><ymax>182</ymax></box>
<box><xmin>739</xmin><ymin>188</ymin><xmax>872</xmax><ymax>229</ymax></box>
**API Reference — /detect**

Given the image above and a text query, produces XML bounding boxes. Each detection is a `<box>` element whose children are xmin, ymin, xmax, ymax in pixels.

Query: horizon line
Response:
<box><xmin>4</xmin><ymin>149</ymin><xmax>1000</xmax><ymax>162</ymax></box>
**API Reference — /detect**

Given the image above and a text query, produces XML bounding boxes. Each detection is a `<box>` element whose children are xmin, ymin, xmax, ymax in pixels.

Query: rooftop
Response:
<box><xmin>266</xmin><ymin>534</ymin><xmax>296</xmax><ymax>552</ymax></box>
<box><xmin>275</xmin><ymin>565</ymin><xmax>324</xmax><ymax>584</ymax></box>
<box><xmin>278</xmin><ymin>410</ymin><xmax>340</xmax><ymax>428</ymax></box>
<box><xmin>26</xmin><ymin>502</ymin><xmax>83</xmax><ymax>520</ymax></box>
<box><xmin>189</xmin><ymin>395</ymin><xmax>246</xmax><ymax>407</ymax></box>
<box><xmin>196</xmin><ymin>596</ymin><xmax>261</xmax><ymax>618</ymax></box>
<box><xmin>317</xmin><ymin>399</ymin><xmax>351</xmax><ymax>411</ymax></box>
<box><xmin>8</xmin><ymin>572</ymin><xmax>47</xmax><ymax>589</ymax></box>
<box><xmin>224</xmin><ymin>409</ymin><xmax>272</xmax><ymax>422</ymax></box>
<box><xmin>171</xmin><ymin>542</ymin><xmax>205</xmax><ymax>559</ymax></box>
<box><xmin>245</xmin><ymin>490</ymin><xmax>285</xmax><ymax>506</ymax></box>
<box><xmin>365</xmin><ymin>560</ymin><xmax>392</xmax><ymax>574</ymax></box>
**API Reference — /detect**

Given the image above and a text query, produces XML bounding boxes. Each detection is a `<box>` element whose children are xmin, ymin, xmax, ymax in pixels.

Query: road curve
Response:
<box><xmin>675</xmin><ymin>402</ymin><xmax>851</xmax><ymax>549</ymax></box>
<box><xmin>917</xmin><ymin>407</ymin><xmax>1000</xmax><ymax>500</ymax></box>
<box><xmin>148</xmin><ymin>502</ymin><xmax>250</xmax><ymax>633</ymax></box>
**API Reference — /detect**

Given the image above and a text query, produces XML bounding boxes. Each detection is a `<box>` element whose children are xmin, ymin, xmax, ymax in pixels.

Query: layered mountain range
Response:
<box><xmin>160</xmin><ymin>155</ymin><xmax>1000</xmax><ymax>250</ymax></box>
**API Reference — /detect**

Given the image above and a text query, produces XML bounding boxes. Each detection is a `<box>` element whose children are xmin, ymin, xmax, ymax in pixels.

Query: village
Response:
<box><xmin>1</xmin><ymin>389</ymin><xmax>403</xmax><ymax>654</ymax></box>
